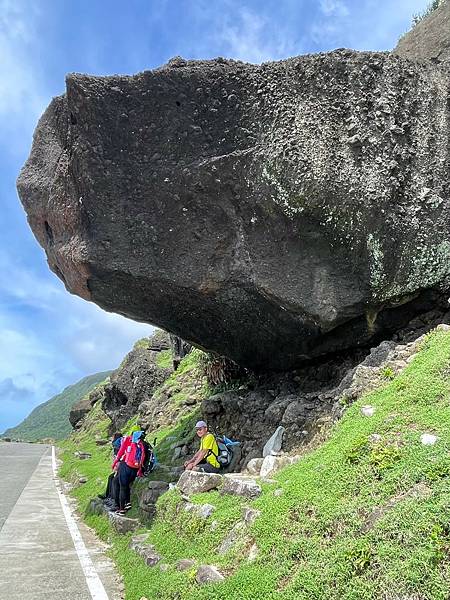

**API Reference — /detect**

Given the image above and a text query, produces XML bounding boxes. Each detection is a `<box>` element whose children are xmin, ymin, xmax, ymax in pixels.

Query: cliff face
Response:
<box><xmin>395</xmin><ymin>1</ymin><xmax>450</xmax><ymax>63</ymax></box>
<box><xmin>17</xmin><ymin>50</ymin><xmax>450</xmax><ymax>370</ymax></box>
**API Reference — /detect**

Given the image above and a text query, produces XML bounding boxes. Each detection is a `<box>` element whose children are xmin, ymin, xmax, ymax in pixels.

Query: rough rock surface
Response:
<box><xmin>203</xmin><ymin>321</ymin><xmax>444</xmax><ymax>466</ymax></box>
<box><xmin>221</xmin><ymin>474</ymin><xmax>262</xmax><ymax>499</ymax></box>
<box><xmin>184</xmin><ymin>502</ymin><xmax>216</xmax><ymax>519</ymax></box>
<box><xmin>263</xmin><ymin>426</ymin><xmax>285</xmax><ymax>457</ymax></box>
<box><xmin>69</xmin><ymin>384</ymin><xmax>106</xmax><ymax>428</ymax></box>
<box><xmin>395</xmin><ymin>2</ymin><xmax>450</xmax><ymax>64</ymax></box>
<box><xmin>260</xmin><ymin>454</ymin><xmax>299</xmax><ymax>478</ymax></box>
<box><xmin>195</xmin><ymin>565</ymin><xmax>225</xmax><ymax>585</ymax></box>
<box><xmin>177</xmin><ymin>470</ymin><xmax>223</xmax><ymax>495</ymax></box>
<box><xmin>102</xmin><ymin>334</ymin><xmax>172</xmax><ymax>429</ymax></box>
<box><xmin>129</xmin><ymin>534</ymin><xmax>162</xmax><ymax>566</ymax></box>
<box><xmin>18</xmin><ymin>51</ymin><xmax>450</xmax><ymax>370</ymax></box>
<box><xmin>138</xmin><ymin>481</ymin><xmax>170</xmax><ymax>520</ymax></box>
<box><xmin>108</xmin><ymin>512</ymin><xmax>139</xmax><ymax>534</ymax></box>
<box><xmin>176</xmin><ymin>559</ymin><xmax>196</xmax><ymax>572</ymax></box>
<box><xmin>217</xmin><ymin>521</ymin><xmax>247</xmax><ymax>554</ymax></box>
<box><xmin>245</xmin><ymin>458</ymin><xmax>264</xmax><ymax>475</ymax></box>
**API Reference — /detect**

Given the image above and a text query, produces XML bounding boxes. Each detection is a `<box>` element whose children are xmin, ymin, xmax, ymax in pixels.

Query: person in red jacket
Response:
<box><xmin>112</xmin><ymin>430</ymin><xmax>146</xmax><ymax>514</ymax></box>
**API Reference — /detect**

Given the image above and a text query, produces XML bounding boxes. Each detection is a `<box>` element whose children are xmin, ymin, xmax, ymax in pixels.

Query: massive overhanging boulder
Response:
<box><xmin>17</xmin><ymin>50</ymin><xmax>450</xmax><ymax>370</ymax></box>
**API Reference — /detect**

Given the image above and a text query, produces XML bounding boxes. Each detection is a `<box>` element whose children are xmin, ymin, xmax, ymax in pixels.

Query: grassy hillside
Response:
<box><xmin>2</xmin><ymin>371</ymin><xmax>111</xmax><ymax>441</ymax></box>
<box><xmin>60</xmin><ymin>328</ymin><xmax>450</xmax><ymax>600</ymax></box>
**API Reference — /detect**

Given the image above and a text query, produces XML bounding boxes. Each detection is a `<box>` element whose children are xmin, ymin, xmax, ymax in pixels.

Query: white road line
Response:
<box><xmin>51</xmin><ymin>446</ymin><xmax>110</xmax><ymax>600</ymax></box>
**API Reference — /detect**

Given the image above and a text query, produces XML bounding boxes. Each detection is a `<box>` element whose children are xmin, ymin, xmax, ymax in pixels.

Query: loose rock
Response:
<box><xmin>109</xmin><ymin>512</ymin><xmax>139</xmax><ymax>534</ymax></box>
<box><xmin>361</xmin><ymin>405</ymin><xmax>375</xmax><ymax>417</ymax></box>
<box><xmin>129</xmin><ymin>535</ymin><xmax>162</xmax><ymax>567</ymax></box>
<box><xmin>176</xmin><ymin>558</ymin><xmax>196</xmax><ymax>572</ymax></box>
<box><xmin>184</xmin><ymin>503</ymin><xmax>215</xmax><ymax>519</ymax></box>
<box><xmin>262</xmin><ymin>426</ymin><xmax>285</xmax><ymax>457</ymax></box>
<box><xmin>420</xmin><ymin>433</ymin><xmax>438</xmax><ymax>446</ymax></box>
<box><xmin>242</xmin><ymin>507</ymin><xmax>261</xmax><ymax>524</ymax></box>
<box><xmin>196</xmin><ymin>565</ymin><xmax>225</xmax><ymax>585</ymax></box>
<box><xmin>177</xmin><ymin>471</ymin><xmax>223</xmax><ymax>495</ymax></box>
<box><xmin>245</xmin><ymin>457</ymin><xmax>264</xmax><ymax>476</ymax></box>
<box><xmin>221</xmin><ymin>475</ymin><xmax>262</xmax><ymax>499</ymax></box>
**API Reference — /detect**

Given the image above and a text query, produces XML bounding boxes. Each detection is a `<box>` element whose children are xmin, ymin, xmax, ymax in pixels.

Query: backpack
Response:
<box><xmin>142</xmin><ymin>439</ymin><xmax>157</xmax><ymax>475</ymax></box>
<box><xmin>211</xmin><ymin>434</ymin><xmax>240</xmax><ymax>468</ymax></box>
<box><xmin>112</xmin><ymin>436</ymin><xmax>123</xmax><ymax>456</ymax></box>
<box><xmin>122</xmin><ymin>436</ymin><xmax>145</xmax><ymax>469</ymax></box>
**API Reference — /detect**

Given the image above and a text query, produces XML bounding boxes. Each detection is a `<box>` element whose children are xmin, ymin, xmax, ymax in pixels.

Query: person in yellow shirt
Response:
<box><xmin>184</xmin><ymin>420</ymin><xmax>221</xmax><ymax>473</ymax></box>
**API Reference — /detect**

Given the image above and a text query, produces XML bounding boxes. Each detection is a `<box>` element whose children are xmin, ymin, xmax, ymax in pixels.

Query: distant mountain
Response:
<box><xmin>2</xmin><ymin>371</ymin><xmax>112</xmax><ymax>442</ymax></box>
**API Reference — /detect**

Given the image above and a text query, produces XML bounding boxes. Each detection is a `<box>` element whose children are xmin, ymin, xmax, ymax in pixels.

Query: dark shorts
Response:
<box><xmin>197</xmin><ymin>461</ymin><xmax>220</xmax><ymax>474</ymax></box>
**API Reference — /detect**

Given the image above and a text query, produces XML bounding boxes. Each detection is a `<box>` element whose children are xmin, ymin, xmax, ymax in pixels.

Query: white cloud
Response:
<box><xmin>319</xmin><ymin>0</ymin><xmax>349</xmax><ymax>17</ymax></box>
<box><xmin>0</xmin><ymin>0</ymin><xmax>48</xmax><ymax>154</ymax></box>
<box><xmin>217</xmin><ymin>7</ymin><xmax>300</xmax><ymax>63</ymax></box>
<box><xmin>0</xmin><ymin>250</ymin><xmax>153</xmax><ymax>430</ymax></box>
<box><xmin>309</xmin><ymin>0</ymin><xmax>431</xmax><ymax>51</ymax></box>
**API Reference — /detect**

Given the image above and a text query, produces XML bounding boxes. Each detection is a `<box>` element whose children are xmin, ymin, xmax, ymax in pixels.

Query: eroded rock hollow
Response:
<box><xmin>18</xmin><ymin>50</ymin><xmax>450</xmax><ymax>369</ymax></box>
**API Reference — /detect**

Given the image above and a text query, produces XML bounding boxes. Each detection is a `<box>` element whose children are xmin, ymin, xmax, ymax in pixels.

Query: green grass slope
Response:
<box><xmin>2</xmin><ymin>371</ymin><xmax>112</xmax><ymax>441</ymax></box>
<box><xmin>60</xmin><ymin>328</ymin><xmax>450</xmax><ymax>600</ymax></box>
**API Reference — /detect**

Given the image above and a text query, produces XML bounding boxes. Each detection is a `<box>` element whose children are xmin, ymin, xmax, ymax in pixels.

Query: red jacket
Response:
<box><xmin>112</xmin><ymin>436</ymin><xmax>146</xmax><ymax>473</ymax></box>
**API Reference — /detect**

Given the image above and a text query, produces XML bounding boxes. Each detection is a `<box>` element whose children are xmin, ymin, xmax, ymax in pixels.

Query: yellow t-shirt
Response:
<box><xmin>200</xmin><ymin>433</ymin><xmax>220</xmax><ymax>469</ymax></box>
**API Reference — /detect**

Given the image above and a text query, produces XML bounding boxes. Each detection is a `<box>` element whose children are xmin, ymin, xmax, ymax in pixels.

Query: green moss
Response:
<box><xmin>156</xmin><ymin>350</ymin><xmax>173</xmax><ymax>369</ymax></box>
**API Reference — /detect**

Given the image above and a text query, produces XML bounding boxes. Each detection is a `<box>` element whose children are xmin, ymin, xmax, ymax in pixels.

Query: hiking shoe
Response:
<box><xmin>124</xmin><ymin>503</ymin><xmax>132</xmax><ymax>511</ymax></box>
<box><xmin>106</xmin><ymin>503</ymin><xmax>118</xmax><ymax>512</ymax></box>
<box><xmin>115</xmin><ymin>509</ymin><xmax>126</xmax><ymax>515</ymax></box>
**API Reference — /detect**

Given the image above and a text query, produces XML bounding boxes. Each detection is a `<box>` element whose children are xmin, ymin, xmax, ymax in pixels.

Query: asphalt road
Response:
<box><xmin>0</xmin><ymin>442</ymin><xmax>48</xmax><ymax>531</ymax></box>
<box><xmin>0</xmin><ymin>442</ymin><xmax>121</xmax><ymax>600</ymax></box>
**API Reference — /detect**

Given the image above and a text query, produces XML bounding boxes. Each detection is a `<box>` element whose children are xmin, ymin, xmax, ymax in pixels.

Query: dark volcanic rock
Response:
<box><xmin>69</xmin><ymin>385</ymin><xmax>105</xmax><ymax>428</ymax></box>
<box><xmin>18</xmin><ymin>51</ymin><xmax>450</xmax><ymax>369</ymax></box>
<box><xmin>102</xmin><ymin>337</ymin><xmax>172</xmax><ymax>430</ymax></box>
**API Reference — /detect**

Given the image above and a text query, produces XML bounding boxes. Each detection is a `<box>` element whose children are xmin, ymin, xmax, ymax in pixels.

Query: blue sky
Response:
<box><xmin>0</xmin><ymin>0</ymin><xmax>430</xmax><ymax>432</ymax></box>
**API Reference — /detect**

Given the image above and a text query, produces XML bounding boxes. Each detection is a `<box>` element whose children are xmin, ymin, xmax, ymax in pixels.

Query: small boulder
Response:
<box><xmin>263</xmin><ymin>426</ymin><xmax>285</xmax><ymax>457</ymax></box>
<box><xmin>176</xmin><ymin>558</ymin><xmax>196</xmax><ymax>572</ymax></box>
<box><xmin>218</xmin><ymin>521</ymin><xmax>246</xmax><ymax>554</ymax></box>
<box><xmin>248</xmin><ymin>543</ymin><xmax>259</xmax><ymax>561</ymax></box>
<box><xmin>242</xmin><ymin>507</ymin><xmax>261</xmax><ymax>524</ymax></box>
<box><xmin>109</xmin><ymin>512</ymin><xmax>139</xmax><ymax>534</ymax></box>
<box><xmin>139</xmin><ymin>481</ymin><xmax>170</xmax><ymax>512</ymax></box>
<box><xmin>196</xmin><ymin>565</ymin><xmax>225</xmax><ymax>585</ymax></box>
<box><xmin>184</xmin><ymin>502</ymin><xmax>215</xmax><ymax>519</ymax></box>
<box><xmin>420</xmin><ymin>433</ymin><xmax>438</xmax><ymax>446</ymax></box>
<box><xmin>86</xmin><ymin>497</ymin><xmax>106</xmax><ymax>516</ymax></box>
<box><xmin>129</xmin><ymin>534</ymin><xmax>162</xmax><ymax>567</ymax></box>
<box><xmin>78</xmin><ymin>477</ymin><xmax>87</xmax><ymax>484</ymax></box>
<box><xmin>74</xmin><ymin>451</ymin><xmax>92</xmax><ymax>460</ymax></box>
<box><xmin>177</xmin><ymin>470</ymin><xmax>223</xmax><ymax>495</ymax></box>
<box><xmin>245</xmin><ymin>458</ymin><xmax>264</xmax><ymax>476</ymax></box>
<box><xmin>361</xmin><ymin>405</ymin><xmax>375</xmax><ymax>417</ymax></box>
<box><xmin>260</xmin><ymin>455</ymin><xmax>291</xmax><ymax>478</ymax></box>
<box><xmin>221</xmin><ymin>475</ymin><xmax>262</xmax><ymax>499</ymax></box>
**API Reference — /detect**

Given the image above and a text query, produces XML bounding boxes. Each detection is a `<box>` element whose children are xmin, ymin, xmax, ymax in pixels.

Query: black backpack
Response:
<box><xmin>142</xmin><ymin>439</ymin><xmax>157</xmax><ymax>475</ymax></box>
